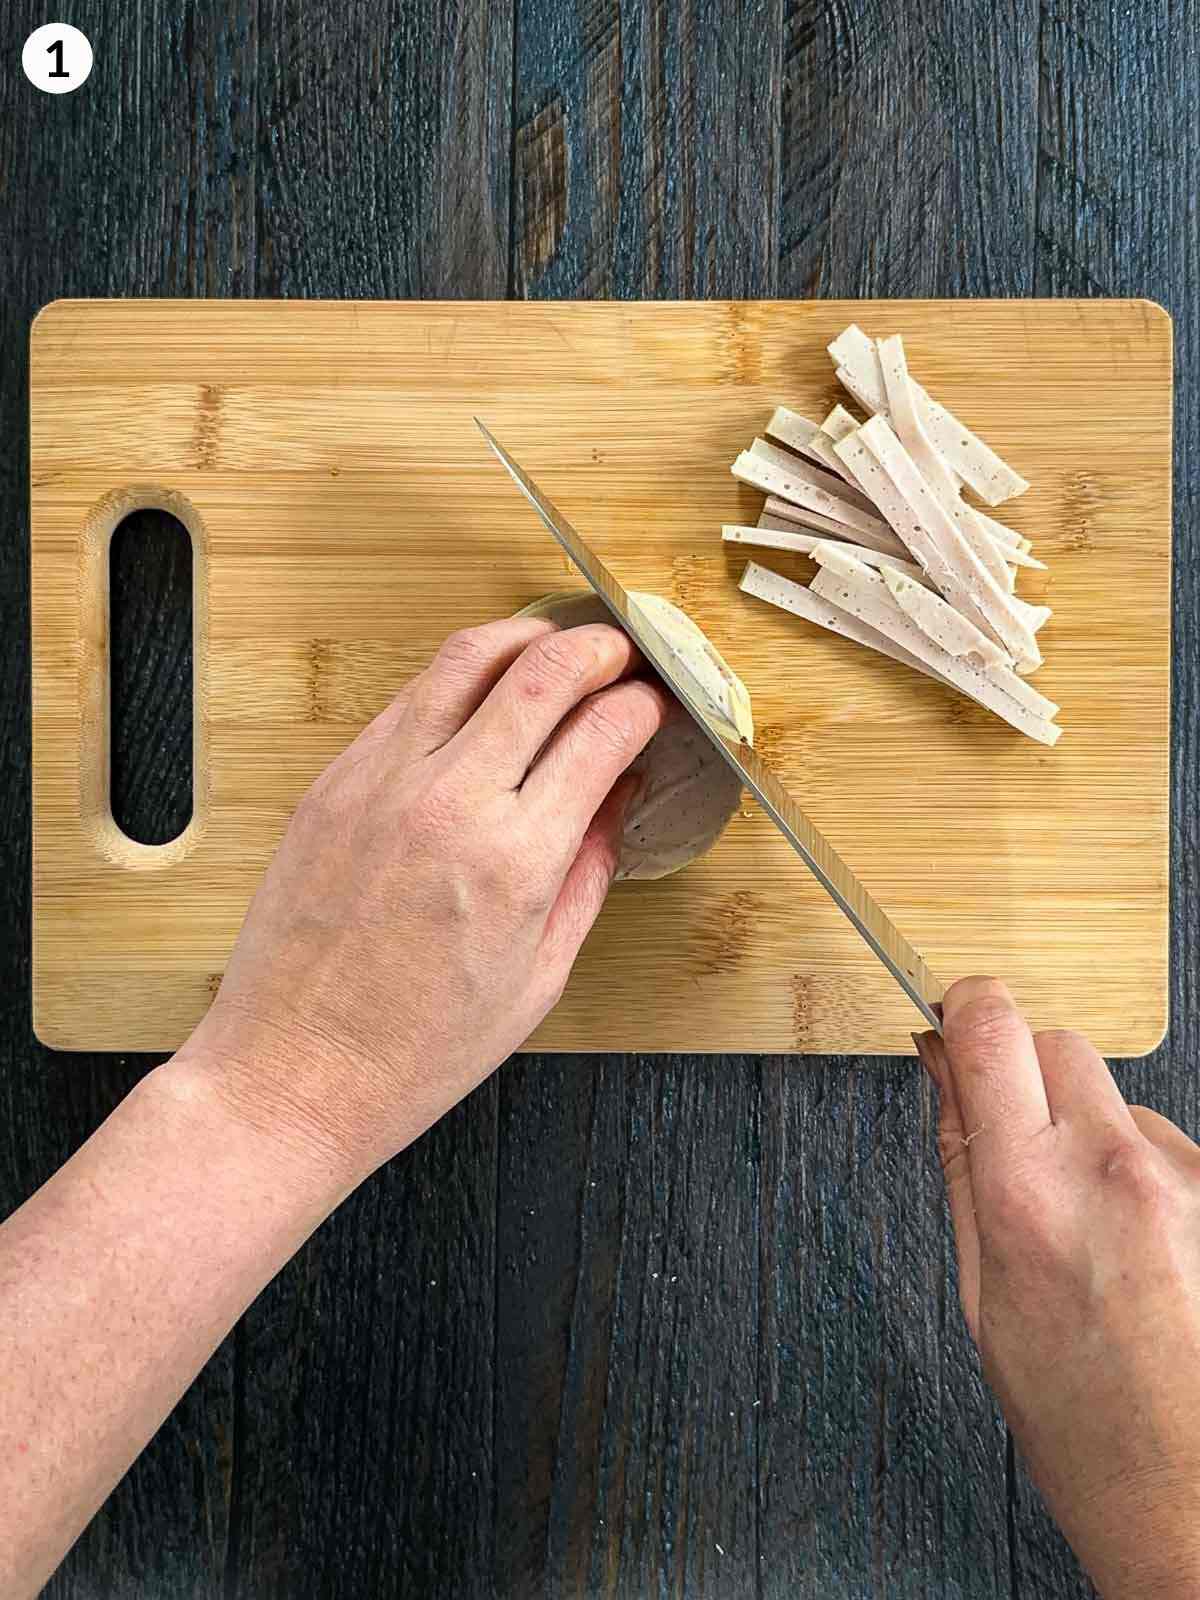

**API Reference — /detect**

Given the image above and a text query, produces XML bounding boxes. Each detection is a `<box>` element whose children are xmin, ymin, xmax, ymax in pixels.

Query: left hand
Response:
<box><xmin>183</xmin><ymin>614</ymin><xmax>670</xmax><ymax>1184</ymax></box>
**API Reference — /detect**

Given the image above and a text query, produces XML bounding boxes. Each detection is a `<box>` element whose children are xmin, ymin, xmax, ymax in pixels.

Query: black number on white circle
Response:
<box><xmin>46</xmin><ymin>39</ymin><xmax>69</xmax><ymax>78</ymax></box>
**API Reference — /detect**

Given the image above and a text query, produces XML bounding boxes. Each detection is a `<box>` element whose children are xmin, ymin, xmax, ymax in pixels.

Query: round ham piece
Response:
<box><xmin>519</xmin><ymin>590</ymin><xmax>754</xmax><ymax>880</ymax></box>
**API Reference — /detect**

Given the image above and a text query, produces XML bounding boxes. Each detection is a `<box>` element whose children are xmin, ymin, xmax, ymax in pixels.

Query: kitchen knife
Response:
<box><xmin>476</xmin><ymin>419</ymin><xmax>944</xmax><ymax>1033</ymax></box>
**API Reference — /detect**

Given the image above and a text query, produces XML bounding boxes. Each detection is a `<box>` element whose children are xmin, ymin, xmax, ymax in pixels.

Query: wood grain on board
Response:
<box><xmin>31</xmin><ymin>296</ymin><xmax>1172</xmax><ymax>1057</ymax></box>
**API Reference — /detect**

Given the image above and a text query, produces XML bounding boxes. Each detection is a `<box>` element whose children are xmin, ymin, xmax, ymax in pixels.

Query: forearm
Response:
<box><xmin>0</xmin><ymin>1051</ymin><xmax>355</xmax><ymax>1597</ymax></box>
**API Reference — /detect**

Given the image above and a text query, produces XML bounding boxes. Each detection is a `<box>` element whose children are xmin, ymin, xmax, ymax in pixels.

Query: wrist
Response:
<box><xmin>1065</xmin><ymin>1485</ymin><xmax>1200</xmax><ymax>1600</ymax></box>
<box><xmin>157</xmin><ymin>1024</ymin><xmax>371</xmax><ymax>1214</ymax></box>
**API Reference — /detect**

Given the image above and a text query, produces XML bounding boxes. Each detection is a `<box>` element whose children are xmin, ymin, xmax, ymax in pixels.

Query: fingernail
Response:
<box><xmin>942</xmin><ymin>974</ymin><xmax>1014</xmax><ymax>1026</ymax></box>
<box><xmin>912</xmin><ymin>1031</ymin><xmax>942</xmax><ymax>1090</ymax></box>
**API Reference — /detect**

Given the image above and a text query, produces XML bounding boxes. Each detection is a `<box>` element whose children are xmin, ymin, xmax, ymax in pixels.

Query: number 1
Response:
<box><xmin>47</xmin><ymin>38</ymin><xmax>69</xmax><ymax>78</ymax></box>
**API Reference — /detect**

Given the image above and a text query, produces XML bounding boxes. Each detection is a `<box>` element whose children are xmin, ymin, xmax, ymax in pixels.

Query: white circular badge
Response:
<box><xmin>22</xmin><ymin>24</ymin><xmax>93</xmax><ymax>94</ymax></box>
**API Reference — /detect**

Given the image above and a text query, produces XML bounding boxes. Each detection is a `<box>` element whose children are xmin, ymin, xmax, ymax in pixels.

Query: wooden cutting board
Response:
<box><xmin>31</xmin><ymin>298</ymin><xmax>1173</xmax><ymax>1055</ymax></box>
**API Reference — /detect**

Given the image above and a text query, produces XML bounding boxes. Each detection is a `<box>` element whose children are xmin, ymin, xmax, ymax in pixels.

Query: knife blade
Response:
<box><xmin>476</xmin><ymin>419</ymin><xmax>944</xmax><ymax>1033</ymax></box>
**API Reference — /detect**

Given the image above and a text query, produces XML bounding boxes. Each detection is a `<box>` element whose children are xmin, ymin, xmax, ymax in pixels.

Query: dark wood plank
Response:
<box><xmin>1</xmin><ymin>0</ymin><xmax>257</xmax><ymax>1592</ymax></box>
<box><xmin>254</xmin><ymin>0</ymin><xmax>512</xmax><ymax>299</ymax></box>
<box><xmin>763</xmin><ymin>5</ymin><xmax>1040</xmax><ymax>1594</ymax></box>
<box><xmin>498</xmin><ymin>3</ymin><xmax>780</xmax><ymax>1592</ymax></box>
<box><xmin>496</xmin><ymin>1056</ymin><xmax>762</xmax><ymax>1597</ymax></box>
<box><xmin>226</xmin><ymin>3</ymin><xmax>513</xmax><ymax>1595</ymax></box>
<box><xmin>758</xmin><ymin>1060</ymin><xmax>1012</xmax><ymax>1597</ymax></box>
<box><xmin>779</xmin><ymin>0</ymin><xmax>1039</xmax><ymax>298</ymax></box>
<box><xmin>512</xmin><ymin>0</ymin><xmax>783</xmax><ymax>298</ymax></box>
<box><xmin>231</xmin><ymin>1098</ymin><xmax>499</xmax><ymax>1598</ymax></box>
<box><xmin>3</xmin><ymin>4</ymin><xmax>1195</xmax><ymax>1599</ymax></box>
<box><xmin>1009</xmin><ymin>6</ymin><xmax>1200</xmax><ymax>1592</ymax></box>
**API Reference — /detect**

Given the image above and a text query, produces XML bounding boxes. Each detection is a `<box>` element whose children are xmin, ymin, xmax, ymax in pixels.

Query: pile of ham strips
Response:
<box><xmin>725</xmin><ymin>327</ymin><xmax>1061</xmax><ymax>746</ymax></box>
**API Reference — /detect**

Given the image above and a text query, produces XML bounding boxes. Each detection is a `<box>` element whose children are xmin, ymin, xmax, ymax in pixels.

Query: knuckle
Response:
<box><xmin>519</xmin><ymin>630</ymin><xmax>592</xmax><ymax>699</ymax></box>
<box><xmin>575</xmin><ymin>695</ymin><xmax>638</xmax><ymax>760</ymax></box>
<box><xmin>434</xmin><ymin>626</ymin><xmax>493</xmax><ymax>679</ymax></box>
<box><xmin>477</xmin><ymin>832</ymin><xmax>551</xmax><ymax>911</ymax></box>
<box><xmin>1099</xmin><ymin>1134</ymin><xmax>1174</xmax><ymax>1210</ymax></box>
<box><xmin>944</xmin><ymin>993</ymin><xmax>1027</xmax><ymax>1070</ymax></box>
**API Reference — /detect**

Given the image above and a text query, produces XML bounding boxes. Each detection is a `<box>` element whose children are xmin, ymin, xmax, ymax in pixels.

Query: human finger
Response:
<box><xmin>1129</xmin><ymin>1105</ymin><xmax>1200</xmax><ymax>1166</ymax></box>
<box><xmin>1032</xmin><ymin>1028</ymin><xmax>1136</xmax><ymax>1135</ymax></box>
<box><xmin>916</xmin><ymin>1029</ymin><xmax>981</xmax><ymax>1340</ymax></box>
<box><xmin>520</xmin><ymin>676</ymin><xmax>671</xmax><ymax>846</ymax></box>
<box><xmin>455</xmin><ymin>624</ymin><xmax>645</xmax><ymax>789</ymax></box>
<box><xmin>395</xmin><ymin>617</ymin><xmax>559</xmax><ymax>757</ymax></box>
<box><xmin>940</xmin><ymin>977</ymin><xmax>1053</xmax><ymax>1202</ymax></box>
<box><xmin>539</xmin><ymin>771</ymin><xmax>641</xmax><ymax>977</ymax></box>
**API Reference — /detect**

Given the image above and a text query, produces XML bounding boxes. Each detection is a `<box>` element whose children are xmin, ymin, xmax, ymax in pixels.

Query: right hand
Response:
<box><xmin>916</xmin><ymin>979</ymin><xmax>1200</xmax><ymax>1599</ymax></box>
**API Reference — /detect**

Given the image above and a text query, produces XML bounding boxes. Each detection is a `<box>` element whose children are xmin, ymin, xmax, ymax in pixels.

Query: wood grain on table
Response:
<box><xmin>3</xmin><ymin>1</ymin><xmax>1197</xmax><ymax>1596</ymax></box>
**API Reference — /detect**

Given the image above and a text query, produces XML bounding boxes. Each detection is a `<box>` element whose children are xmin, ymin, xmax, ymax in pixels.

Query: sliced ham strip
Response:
<box><xmin>740</xmin><ymin>559</ymin><xmax>1056</xmax><ymax>723</ymax></box>
<box><xmin>974</xmin><ymin>510</ymin><xmax>1021</xmax><ymax>550</ymax></box>
<box><xmin>875</xmin><ymin>335</ymin><xmax>1043</xmax><ymax>583</ymax></box>
<box><xmin>723</xmin><ymin>525</ymin><xmax>931</xmax><ymax>585</ymax></box>
<box><xmin>809</xmin><ymin>549</ymin><xmax>1057</xmax><ymax>719</ymax></box>
<box><xmin>811</xmin><ymin>542</ymin><xmax>1009</xmax><ymax>669</ymax></box>
<box><xmin>768</xmin><ymin>402</ymin><xmax>881</xmax><ymax>496</ymax></box>
<box><xmin>1012</xmin><ymin>597</ymin><xmax>1053</xmax><ymax>633</ymax></box>
<box><xmin>977</xmin><ymin>509</ymin><xmax>1047</xmax><ymax>568</ymax></box>
<box><xmin>731</xmin><ymin>448</ymin><xmax>905</xmax><ymax>549</ymax></box>
<box><xmin>829</xmin><ymin>430</ymin><xmax>1003</xmax><ymax>596</ymax></box>
<box><xmin>757</xmin><ymin>496</ymin><xmax>912</xmax><ymax>559</ymax></box>
<box><xmin>820</xmin><ymin>405</ymin><xmax>860</xmax><ymax>444</ymax></box>
<box><xmin>763</xmin><ymin>407</ymin><xmax>820</xmax><ymax>454</ymax></box>
<box><xmin>878</xmin><ymin>562</ymin><xmax>1010</xmax><ymax>668</ymax></box>
<box><xmin>739</xmin><ymin>561</ymin><xmax>964</xmax><ymax>688</ymax></box>
<box><xmin>739</xmin><ymin>561</ymin><xmax>1061</xmax><ymax>746</ymax></box>
<box><xmin>852</xmin><ymin>417</ymin><xmax>1044</xmax><ymax>672</ymax></box>
<box><xmin>749</xmin><ymin>437</ymin><xmax>879</xmax><ymax>515</ymax></box>
<box><xmin>758</xmin><ymin>504</ymin><xmax>839</xmax><ymax>535</ymax></box>
<box><xmin>769</xmin><ymin>406</ymin><xmax>866</xmax><ymax>494</ymax></box>
<box><xmin>878</xmin><ymin>335</ymin><xmax>962</xmax><ymax>505</ymax></box>
<box><xmin>829</xmin><ymin>325</ymin><xmax>1031</xmax><ymax>505</ymax></box>
<box><xmin>798</xmin><ymin>407</ymin><xmax>878</xmax><ymax>497</ymax></box>
<box><xmin>810</xmin><ymin>559</ymin><xmax>1060</xmax><ymax>744</ymax></box>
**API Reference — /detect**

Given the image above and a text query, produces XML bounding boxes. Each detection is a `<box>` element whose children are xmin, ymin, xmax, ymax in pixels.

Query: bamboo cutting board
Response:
<box><xmin>30</xmin><ymin>299</ymin><xmax>1172</xmax><ymax>1055</ymax></box>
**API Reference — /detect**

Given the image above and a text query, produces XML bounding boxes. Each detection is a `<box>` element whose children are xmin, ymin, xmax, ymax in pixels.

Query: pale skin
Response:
<box><xmin>0</xmin><ymin>619</ymin><xmax>1195</xmax><ymax>1597</ymax></box>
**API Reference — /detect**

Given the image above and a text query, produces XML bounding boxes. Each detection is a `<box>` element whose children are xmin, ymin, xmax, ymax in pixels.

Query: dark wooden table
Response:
<box><xmin>2</xmin><ymin>2</ymin><xmax>1196</xmax><ymax>1594</ymax></box>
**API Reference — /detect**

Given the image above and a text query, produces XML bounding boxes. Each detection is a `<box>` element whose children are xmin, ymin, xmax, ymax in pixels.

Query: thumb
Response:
<box><xmin>540</xmin><ymin>770</ymin><xmax>641</xmax><ymax>971</ymax></box>
<box><xmin>916</xmin><ymin>1029</ymin><xmax>982</xmax><ymax>1343</ymax></box>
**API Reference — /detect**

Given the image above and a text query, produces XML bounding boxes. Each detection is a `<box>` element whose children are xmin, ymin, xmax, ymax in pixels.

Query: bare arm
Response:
<box><xmin>0</xmin><ymin>615</ymin><xmax>668</xmax><ymax>1595</ymax></box>
<box><xmin>0</xmin><ymin>1059</ymin><xmax>350</xmax><ymax>1596</ymax></box>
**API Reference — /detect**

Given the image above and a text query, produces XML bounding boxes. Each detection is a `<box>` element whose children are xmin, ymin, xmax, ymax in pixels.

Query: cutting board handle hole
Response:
<box><xmin>80</xmin><ymin>485</ymin><xmax>209</xmax><ymax>869</ymax></box>
<box><xmin>109</xmin><ymin>509</ymin><xmax>194</xmax><ymax>844</ymax></box>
